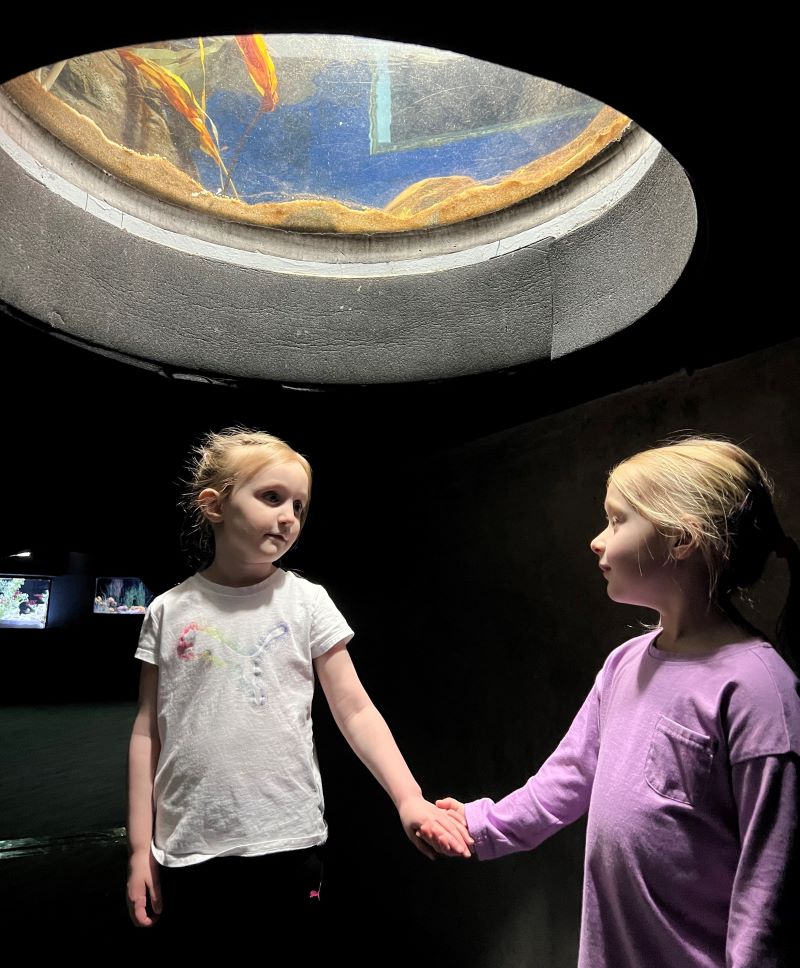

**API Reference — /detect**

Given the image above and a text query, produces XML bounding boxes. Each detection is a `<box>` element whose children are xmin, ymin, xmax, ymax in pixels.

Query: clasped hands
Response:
<box><xmin>404</xmin><ymin>796</ymin><xmax>473</xmax><ymax>860</ymax></box>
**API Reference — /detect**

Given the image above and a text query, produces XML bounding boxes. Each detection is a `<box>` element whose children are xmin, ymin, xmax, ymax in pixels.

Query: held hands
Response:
<box><xmin>398</xmin><ymin>794</ymin><xmax>474</xmax><ymax>860</ymax></box>
<box><xmin>417</xmin><ymin>797</ymin><xmax>472</xmax><ymax>859</ymax></box>
<box><xmin>126</xmin><ymin>850</ymin><xmax>162</xmax><ymax>927</ymax></box>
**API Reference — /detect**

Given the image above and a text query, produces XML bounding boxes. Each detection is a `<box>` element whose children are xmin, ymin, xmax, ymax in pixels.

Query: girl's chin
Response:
<box><xmin>605</xmin><ymin>586</ymin><xmax>654</xmax><ymax>609</ymax></box>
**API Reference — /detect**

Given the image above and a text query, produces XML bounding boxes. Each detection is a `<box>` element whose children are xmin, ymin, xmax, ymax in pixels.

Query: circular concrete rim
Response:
<box><xmin>0</xmin><ymin>90</ymin><xmax>697</xmax><ymax>384</ymax></box>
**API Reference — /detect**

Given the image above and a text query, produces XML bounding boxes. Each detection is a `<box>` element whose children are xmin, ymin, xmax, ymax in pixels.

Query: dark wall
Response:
<box><xmin>322</xmin><ymin>338</ymin><xmax>799</xmax><ymax>966</ymax></box>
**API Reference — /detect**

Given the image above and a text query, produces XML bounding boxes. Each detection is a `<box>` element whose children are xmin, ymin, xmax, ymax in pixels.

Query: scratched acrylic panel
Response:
<box><xmin>3</xmin><ymin>35</ymin><xmax>630</xmax><ymax>232</ymax></box>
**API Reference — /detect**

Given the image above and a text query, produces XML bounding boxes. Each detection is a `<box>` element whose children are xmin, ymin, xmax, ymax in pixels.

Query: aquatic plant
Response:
<box><xmin>236</xmin><ymin>35</ymin><xmax>278</xmax><ymax>111</ymax></box>
<box><xmin>0</xmin><ymin>577</ymin><xmax>27</xmax><ymax>620</ymax></box>
<box><xmin>101</xmin><ymin>578</ymin><xmax>124</xmax><ymax>603</ymax></box>
<box><xmin>122</xmin><ymin>580</ymin><xmax>149</xmax><ymax>608</ymax></box>
<box><xmin>117</xmin><ymin>48</ymin><xmax>235</xmax><ymax>195</ymax></box>
<box><xmin>198</xmin><ymin>37</ymin><xmax>207</xmax><ymax>114</ymax></box>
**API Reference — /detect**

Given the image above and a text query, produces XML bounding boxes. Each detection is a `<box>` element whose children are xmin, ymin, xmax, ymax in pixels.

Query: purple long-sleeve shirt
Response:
<box><xmin>465</xmin><ymin>633</ymin><xmax>800</xmax><ymax>968</ymax></box>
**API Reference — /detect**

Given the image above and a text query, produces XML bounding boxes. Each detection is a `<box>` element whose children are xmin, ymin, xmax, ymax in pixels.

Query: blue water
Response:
<box><xmin>193</xmin><ymin>60</ymin><xmax>597</xmax><ymax>209</ymax></box>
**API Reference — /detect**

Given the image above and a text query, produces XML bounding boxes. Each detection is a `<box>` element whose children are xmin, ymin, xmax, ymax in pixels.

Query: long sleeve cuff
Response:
<box><xmin>465</xmin><ymin>782</ymin><xmax>567</xmax><ymax>861</ymax></box>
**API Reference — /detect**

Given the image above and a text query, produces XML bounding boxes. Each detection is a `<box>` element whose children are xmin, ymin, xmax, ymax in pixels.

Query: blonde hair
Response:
<box><xmin>609</xmin><ymin>436</ymin><xmax>782</xmax><ymax>605</ymax></box>
<box><xmin>182</xmin><ymin>427</ymin><xmax>312</xmax><ymax>568</ymax></box>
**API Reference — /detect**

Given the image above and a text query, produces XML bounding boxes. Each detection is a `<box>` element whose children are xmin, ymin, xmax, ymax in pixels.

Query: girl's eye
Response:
<box><xmin>263</xmin><ymin>491</ymin><xmax>280</xmax><ymax>504</ymax></box>
<box><xmin>293</xmin><ymin>501</ymin><xmax>305</xmax><ymax>516</ymax></box>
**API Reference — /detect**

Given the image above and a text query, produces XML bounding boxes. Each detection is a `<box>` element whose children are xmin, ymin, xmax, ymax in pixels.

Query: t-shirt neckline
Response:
<box><xmin>647</xmin><ymin>628</ymin><xmax>767</xmax><ymax>662</ymax></box>
<box><xmin>193</xmin><ymin>568</ymin><xmax>283</xmax><ymax>597</ymax></box>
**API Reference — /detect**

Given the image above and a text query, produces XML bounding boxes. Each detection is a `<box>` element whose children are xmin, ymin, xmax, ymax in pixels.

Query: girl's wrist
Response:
<box><xmin>394</xmin><ymin>787</ymin><xmax>424</xmax><ymax>811</ymax></box>
<box><xmin>128</xmin><ymin>841</ymin><xmax>152</xmax><ymax>859</ymax></box>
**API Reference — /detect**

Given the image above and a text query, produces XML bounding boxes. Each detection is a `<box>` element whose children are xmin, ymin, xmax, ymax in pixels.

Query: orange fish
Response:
<box><xmin>118</xmin><ymin>48</ymin><xmax>226</xmax><ymax>173</ymax></box>
<box><xmin>235</xmin><ymin>35</ymin><xmax>279</xmax><ymax>112</ymax></box>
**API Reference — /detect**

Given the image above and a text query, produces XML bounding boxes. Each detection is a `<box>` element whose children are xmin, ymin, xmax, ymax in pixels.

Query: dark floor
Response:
<box><xmin>0</xmin><ymin>704</ymin><xmax>131</xmax><ymax>940</ymax></box>
<box><xmin>1</xmin><ymin>703</ymin><xmax>134</xmax><ymax>838</ymax></box>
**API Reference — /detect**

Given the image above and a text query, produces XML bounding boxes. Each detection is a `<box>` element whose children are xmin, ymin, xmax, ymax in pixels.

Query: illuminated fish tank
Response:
<box><xmin>0</xmin><ymin>576</ymin><xmax>51</xmax><ymax>629</ymax></box>
<box><xmin>2</xmin><ymin>34</ymin><xmax>630</xmax><ymax>233</ymax></box>
<box><xmin>94</xmin><ymin>577</ymin><xmax>153</xmax><ymax>615</ymax></box>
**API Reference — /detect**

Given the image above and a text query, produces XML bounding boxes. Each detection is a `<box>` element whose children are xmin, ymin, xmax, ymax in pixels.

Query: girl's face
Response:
<box><xmin>209</xmin><ymin>459</ymin><xmax>310</xmax><ymax>569</ymax></box>
<box><xmin>590</xmin><ymin>483</ymin><xmax>676</xmax><ymax>609</ymax></box>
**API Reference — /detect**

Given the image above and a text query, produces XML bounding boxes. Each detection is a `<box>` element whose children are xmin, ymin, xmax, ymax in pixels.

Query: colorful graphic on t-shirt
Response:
<box><xmin>176</xmin><ymin>621</ymin><xmax>197</xmax><ymax>658</ymax></box>
<box><xmin>177</xmin><ymin>620</ymin><xmax>289</xmax><ymax>660</ymax></box>
<box><xmin>176</xmin><ymin>619</ymin><xmax>291</xmax><ymax>706</ymax></box>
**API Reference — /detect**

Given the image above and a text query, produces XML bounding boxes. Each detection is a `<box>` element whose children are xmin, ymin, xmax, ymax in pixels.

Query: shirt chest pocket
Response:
<box><xmin>644</xmin><ymin>715</ymin><xmax>717</xmax><ymax>806</ymax></box>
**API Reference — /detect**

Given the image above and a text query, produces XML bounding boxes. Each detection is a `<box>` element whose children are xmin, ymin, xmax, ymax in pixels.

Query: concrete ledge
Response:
<box><xmin>0</xmin><ymin>93</ymin><xmax>695</xmax><ymax>384</ymax></box>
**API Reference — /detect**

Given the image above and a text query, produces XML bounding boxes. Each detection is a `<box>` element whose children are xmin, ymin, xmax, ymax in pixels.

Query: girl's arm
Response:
<box><xmin>727</xmin><ymin>753</ymin><xmax>799</xmax><ymax>966</ymax></box>
<box><xmin>126</xmin><ymin>661</ymin><xmax>163</xmax><ymax>927</ymax></box>
<box><xmin>314</xmin><ymin>641</ymin><xmax>473</xmax><ymax>858</ymax></box>
<box><xmin>423</xmin><ymin>678</ymin><xmax>602</xmax><ymax>859</ymax></box>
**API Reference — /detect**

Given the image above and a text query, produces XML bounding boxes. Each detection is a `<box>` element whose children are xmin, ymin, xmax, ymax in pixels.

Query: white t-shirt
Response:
<box><xmin>135</xmin><ymin>568</ymin><xmax>353</xmax><ymax>867</ymax></box>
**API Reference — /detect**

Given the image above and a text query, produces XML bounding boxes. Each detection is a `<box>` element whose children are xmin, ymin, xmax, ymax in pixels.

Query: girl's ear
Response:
<box><xmin>671</xmin><ymin>515</ymin><xmax>701</xmax><ymax>560</ymax></box>
<box><xmin>198</xmin><ymin>488</ymin><xmax>225</xmax><ymax>524</ymax></box>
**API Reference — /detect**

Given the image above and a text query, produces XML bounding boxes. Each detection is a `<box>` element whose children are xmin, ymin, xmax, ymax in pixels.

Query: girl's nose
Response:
<box><xmin>590</xmin><ymin>532</ymin><xmax>605</xmax><ymax>556</ymax></box>
<box><xmin>278</xmin><ymin>503</ymin><xmax>297</xmax><ymax>524</ymax></box>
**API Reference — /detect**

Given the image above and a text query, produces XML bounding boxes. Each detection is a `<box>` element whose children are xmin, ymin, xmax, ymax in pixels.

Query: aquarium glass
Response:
<box><xmin>94</xmin><ymin>577</ymin><xmax>154</xmax><ymax>615</ymax></box>
<box><xmin>3</xmin><ymin>35</ymin><xmax>630</xmax><ymax>233</ymax></box>
<box><xmin>0</xmin><ymin>576</ymin><xmax>51</xmax><ymax>629</ymax></box>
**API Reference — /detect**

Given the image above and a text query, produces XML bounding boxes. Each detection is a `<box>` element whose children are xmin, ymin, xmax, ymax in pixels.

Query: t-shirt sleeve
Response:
<box><xmin>134</xmin><ymin>600</ymin><xmax>161</xmax><ymax>665</ymax></box>
<box><xmin>309</xmin><ymin>584</ymin><xmax>354</xmax><ymax>659</ymax></box>
<box><xmin>726</xmin><ymin>753</ymin><xmax>800</xmax><ymax>968</ymax></box>
<box><xmin>465</xmin><ymin>675</ymin><xmax>601</xmax><ymax>861</ymax></box>
<box><xmin>727</xmin><ymin>650</ymin><xmax>800</xmax><ymax>764</ymax></box>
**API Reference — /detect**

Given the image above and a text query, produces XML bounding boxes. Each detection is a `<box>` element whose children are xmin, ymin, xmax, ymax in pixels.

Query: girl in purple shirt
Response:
<box><xmin>421</xmin><ymin>436</ymin><xmax>799</xmax><ymax>968</ymax></box>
